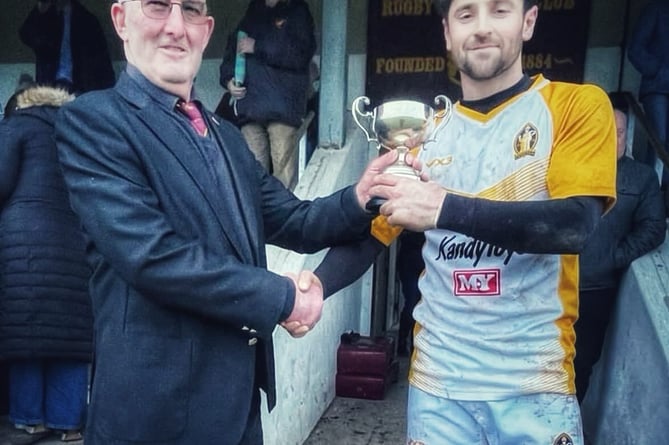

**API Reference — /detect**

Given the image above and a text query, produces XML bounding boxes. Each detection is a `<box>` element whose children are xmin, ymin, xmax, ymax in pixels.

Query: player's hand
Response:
<box><xmin>371</xmin><ymin>175</ymin><xmax>447</xmax><ymax>231</ymax></box>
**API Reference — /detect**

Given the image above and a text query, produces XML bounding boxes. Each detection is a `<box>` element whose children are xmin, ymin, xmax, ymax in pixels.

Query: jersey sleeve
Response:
<box><xmin>542</xmin><ymin>83</ymin><xmax>617</xmax><ymax>212</ymax></box>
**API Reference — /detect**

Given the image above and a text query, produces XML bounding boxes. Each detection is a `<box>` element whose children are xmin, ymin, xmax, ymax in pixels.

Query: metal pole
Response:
<box><xmin>318</xmin><ymin>0</ymin><xmax>348</xmax><ymax>148</ymax></box>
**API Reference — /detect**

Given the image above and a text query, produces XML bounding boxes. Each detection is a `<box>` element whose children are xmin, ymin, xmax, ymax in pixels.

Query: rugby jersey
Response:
<box><xmin>374</xmin><ymin>75</ymin><xmax>616</xmax><ymax>400</ymax></box>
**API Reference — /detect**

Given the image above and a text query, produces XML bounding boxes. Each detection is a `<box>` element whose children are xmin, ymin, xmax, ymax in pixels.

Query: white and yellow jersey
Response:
<box><xmin>375</xmin><ymin>75</ymin><xmax>616</xmax><ymax>401</ymax></box>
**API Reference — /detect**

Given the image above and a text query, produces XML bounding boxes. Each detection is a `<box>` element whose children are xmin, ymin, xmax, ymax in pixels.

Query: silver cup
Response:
<box><xmin>352</xmin><ymin>95</ymin><xmax>452</xmax><ymax>211</ymax></box>
<box><xmin>352</xmin><ymin>95</ymin><xmax>452</xmax><ymax>179</ymax></box>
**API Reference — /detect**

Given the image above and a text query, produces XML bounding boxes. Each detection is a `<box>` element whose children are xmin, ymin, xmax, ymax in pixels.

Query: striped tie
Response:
<box><xmin>177</xmin><ymin>100</ymin><xmax>208</xmax><ymax>137</ymax></box>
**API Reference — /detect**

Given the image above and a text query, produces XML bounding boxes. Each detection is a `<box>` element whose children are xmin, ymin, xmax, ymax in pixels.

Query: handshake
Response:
<box><xmin>279</xmin><ymin>149</ymin><xmax>446</xmax><ymax>339</ymax></box>
<box><xmin>281</xmin><ymin>271</ymin><xmax>324</xmax><ymax>338</ymax></box>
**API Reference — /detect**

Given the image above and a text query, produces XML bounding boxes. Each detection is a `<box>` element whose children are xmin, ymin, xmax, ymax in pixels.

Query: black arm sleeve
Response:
<box><xmin>315</xmin><ymin>196</ymin><xmax>604</xmax><ymax>297</ymax></box>
<box><xmin>314</xmin><ymin>236</ymin><xmax>386</xmax><ymax>299</ymax></box>
<box><xmin>438</xmin><ymin>194</ymin><xmax>605</xmax><ymax>254</ymax></box>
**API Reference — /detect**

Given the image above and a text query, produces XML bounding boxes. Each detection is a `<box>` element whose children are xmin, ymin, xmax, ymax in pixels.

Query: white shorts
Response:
<box><xmin>406</xmin><ymin>385</ymin><xmax>583</xmax><ymax>445</ymax></box>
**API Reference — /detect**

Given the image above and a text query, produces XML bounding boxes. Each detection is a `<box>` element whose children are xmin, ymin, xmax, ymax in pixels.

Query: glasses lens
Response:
<box><xmin>141</xmin><ymin>0</ymin><xmax>170</xmax><ymax>19</ymax></box>
<box><xmin>140</xmin><ymin>0</ymin><xmax>208</xmax><ymax>24</ymax></box>
<box><xmin>181</xmin><ymin>1</ymin><xmax>207</xmax><ymax>23</ymax></box>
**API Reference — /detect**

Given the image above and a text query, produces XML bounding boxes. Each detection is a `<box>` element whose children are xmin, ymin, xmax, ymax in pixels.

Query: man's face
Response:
<box><xmin>614</xmin><ymin>109</ymin><xmax>627</xmax><ymax>160</ymax></box>
<box><xmin>442</xmin><ymin>0</ymin><xmax>537</xmax><ymax>83</ymax></box>
<box><xmin>111</xmin><ymin>0</ymin><xmax>214</xmax><ymax>99</ymax></box>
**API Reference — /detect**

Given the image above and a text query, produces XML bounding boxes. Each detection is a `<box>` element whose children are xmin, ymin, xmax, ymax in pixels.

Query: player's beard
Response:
<box><xmin>456</xmin><ymin>34</ymin><xmax>523</xmax><ymax>81</ymax></box>
<box><xmin>458</xmin><ymin>46</ymin><xmax>521</xmax><ymax>81</ymax></box>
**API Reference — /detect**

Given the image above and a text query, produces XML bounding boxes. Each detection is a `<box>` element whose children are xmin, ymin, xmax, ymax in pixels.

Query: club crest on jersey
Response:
<box><xmin>513</xmin><ymin>122</ymin><xmax>538</xmax><ymax>159</ymax></box>
<box><xmin>453</xmin><ymin>269</ymin><xmax>500</xmax><ymax>296</ymax></box>
<box><xmin>552</xmin><ymin>433</ymin><xmax>574</xmax><ymax>445</ymax></box>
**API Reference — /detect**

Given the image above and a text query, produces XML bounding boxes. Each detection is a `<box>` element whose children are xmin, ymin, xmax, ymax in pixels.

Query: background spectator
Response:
<box><xmin>0</xmin><ymin>84</ymin><xmax>92</xmax><ymax>444</ymax></box>
<box><xmin>627</xmin><ymin>0</ymin><xmax>669</xmax><ymax>188</ymax></box>
<box><xmin>574</xmin><ymin>97</ymin><xmax>667</xmax><ymax>404</ymax></box>
<box><xmin>396</xmin><ymin>231</ymin><xmax>424</xmax><ymax>356</ymax></box>
<box><xmin>220</xmin><ymin>0</ymin><xmax>316</xmax><ymax>189</ymax></box>
<box><xmin>19</xmin><ymin>0</ymin><xmax>115</xmax><ymax>94</ymax></box>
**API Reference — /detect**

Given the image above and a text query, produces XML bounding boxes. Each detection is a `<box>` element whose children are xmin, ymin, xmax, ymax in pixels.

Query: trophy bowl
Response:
<box><xmin>352</xmin><ymin>95</ymin><xmax>452</xmax><ymax>211</ymax></box>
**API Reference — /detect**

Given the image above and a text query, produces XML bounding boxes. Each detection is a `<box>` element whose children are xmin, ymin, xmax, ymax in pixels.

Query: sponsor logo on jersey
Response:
<box><xmin>425</xmin><ymin>155</ymin><xmax>453</xmax><ymax>168</ymax></box>
<box><xmin>513</xmin><ymin>122</ymin><xmax>538</xmax><ymax>159</ymax></box>
<box><xmin>453</xmin><ymin>268</ymin><xmax>500</xmax><ymax>296</ymax></box>
<box><xmin>552</xmin><ymin>433</ymin><xmax>574</xmax><ymax>445</ymax></box>
<box><xmin>437</xmin><ymin>235</ymin><xmax>515</xmax><ymax>267</ymax></box>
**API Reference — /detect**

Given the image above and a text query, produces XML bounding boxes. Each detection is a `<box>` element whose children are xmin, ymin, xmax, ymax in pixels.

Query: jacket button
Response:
<box><xmin>248</xmin><ymin>337</ymin><xmax>258</xmax><ymax>346</ymax></box>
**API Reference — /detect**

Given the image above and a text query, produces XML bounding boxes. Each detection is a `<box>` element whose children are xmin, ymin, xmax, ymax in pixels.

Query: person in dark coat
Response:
<box><xmin>627</xmin><ymin>0</ymin><xmax>669</xmax><ymax>186</ymax></box>
<box><xmin>53</xmin><ymin>1</ymin><xmax>393</xmax><ymax>443</ymax></box>
<box><xmin>220</xmin><ymin>0</ymin><xmax>316</xmax><ymax>188</ymax></box>
<box><xmin>19</xmin><ymin>0</ymin><xmax>116</xmax><ymax>94</ymax></box>
<box><xmin>574</xmin><ymin>100</ymin><xmax>667</xmax><ymax>404</ymax></box>
<box><xmin>0</xmin><ymin>85</ymin><xmax>92</xmax><ymax>443</ymax></box>
<box><xmin>396</xmin><ymin>230</ymin><xmax>425</xmax><ymax>356</ymax></box>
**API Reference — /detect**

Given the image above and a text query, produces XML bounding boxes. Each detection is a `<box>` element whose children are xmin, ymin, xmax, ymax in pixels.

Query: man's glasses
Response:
<box><xmin>120</xmin><ymin>0</ymin><xmax>209</xmax><ymax>25</ymax></box>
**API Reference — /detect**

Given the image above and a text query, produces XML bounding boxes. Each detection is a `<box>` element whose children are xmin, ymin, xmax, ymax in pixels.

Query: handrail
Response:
<box><xmin>294</xmin><ymin>110</ymin><xmax>316</xmax><ymax>189</ymax></box>
<box><xmin>296</xmin><ymin>110</ymin><xmax>315</xmax><ymax>144</ymax></box>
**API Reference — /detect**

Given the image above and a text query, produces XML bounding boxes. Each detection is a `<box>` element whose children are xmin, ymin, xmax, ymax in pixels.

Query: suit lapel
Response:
<box><xmin>206</xmin><ymin>112</ymin><xmax>262</xmax><ymax>261</ymax></box>
<box><xmin>126</xmin><ymin>89</ymin><xmax>255</xmax><ymax>263</ymax></box>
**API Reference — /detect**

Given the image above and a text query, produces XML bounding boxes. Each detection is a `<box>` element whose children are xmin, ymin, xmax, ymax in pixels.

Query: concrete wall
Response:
<box><xmin>581</xmin><ymin>230</ymin><xmax>669</xmax><ymax>444</ymax></box>
<box><xmin>260</xmin><ymin>125</ymin><xmax>377</xmax><ymax>445</ymax></box>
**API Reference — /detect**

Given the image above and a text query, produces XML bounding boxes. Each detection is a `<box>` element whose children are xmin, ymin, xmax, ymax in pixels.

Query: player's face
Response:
<box><xmin>443</xmin><ymin>0</ymin><xmax>537</xmax><ymax>85</ymax></box>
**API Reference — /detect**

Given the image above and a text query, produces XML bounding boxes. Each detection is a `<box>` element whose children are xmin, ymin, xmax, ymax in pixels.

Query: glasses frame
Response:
<box><xmin>119</xmin><ymin>0</ymin><xmax>210</xmax><ymax>25</ymax></box>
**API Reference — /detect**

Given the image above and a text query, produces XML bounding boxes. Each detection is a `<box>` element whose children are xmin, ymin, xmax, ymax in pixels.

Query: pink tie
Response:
<box><xmin>177</xmin><ymin>100</ymin><xmax>208</xmax><ymax>137</ymax></box>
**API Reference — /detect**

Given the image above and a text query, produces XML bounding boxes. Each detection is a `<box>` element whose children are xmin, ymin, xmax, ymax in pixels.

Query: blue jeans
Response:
<box><xmin>640</xmin><ymin>93</ymin><xmax>669</xmax><ymax>186</ymax></box>
<box><xmin>9</xmin><ymin>359</ymin><xmax>89</xmax><ymax>430</ymax></box>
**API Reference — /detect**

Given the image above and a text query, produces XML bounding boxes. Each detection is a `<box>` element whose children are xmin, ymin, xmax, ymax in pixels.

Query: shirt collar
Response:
<box><xmin>460</xmin><ymin>74</ymin><xmax>532</xmax><ymax>114</ymax></box>
<box><xmin>125</xmin><ymin>64</ymin><xmax>202</xmax><ymax>110</ymax></box>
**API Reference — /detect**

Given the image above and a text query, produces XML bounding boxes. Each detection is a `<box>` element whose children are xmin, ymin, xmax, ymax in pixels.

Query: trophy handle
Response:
<box><xmin>352</xmin><ymin>96</ymin><xmax>378</xmax><ymax>145</ymax></box>
<box><xmin>427</xmin><ymin>94</ymin><xmax>454</xmax><ymax>144</ymax></box>
<box><xmin>433</xmin><ymin>94</ymin><xmax>452</xmax><ymax>123</ymax></box>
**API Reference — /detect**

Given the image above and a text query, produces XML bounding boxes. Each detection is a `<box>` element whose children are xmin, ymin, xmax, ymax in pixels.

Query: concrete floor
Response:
<box><xmin>0</xmin><ymin>357</ymin><xmax>410</xmax><ymax>445</ymax></box>
<box><xmin>303</xmin><ymin>356</ymin><xmax>409</xmax><ymax>445</ymax></box>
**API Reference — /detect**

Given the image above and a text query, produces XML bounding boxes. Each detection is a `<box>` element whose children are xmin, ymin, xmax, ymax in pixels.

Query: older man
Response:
<box><xmin>54</xmin><ymin>1</ymin><xmax>391</xmax><ymax>444</ymax></box>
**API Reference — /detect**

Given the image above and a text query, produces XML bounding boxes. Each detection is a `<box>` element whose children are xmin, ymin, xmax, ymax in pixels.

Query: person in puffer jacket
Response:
<box><xmin>0</xmin><ymin>84</ymin><xmax>92</xmax><ymax>443</ymax></box>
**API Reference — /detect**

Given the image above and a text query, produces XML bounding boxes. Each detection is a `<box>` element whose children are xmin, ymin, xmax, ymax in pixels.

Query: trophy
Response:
<box><xmin>352</xmin><ymin>95</ymin><xmax>452</xmax><ymax>212</ymax></box>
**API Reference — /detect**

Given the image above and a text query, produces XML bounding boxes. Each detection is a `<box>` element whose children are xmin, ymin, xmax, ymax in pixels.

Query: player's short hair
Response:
<box><xmin>435</xmin><ymin>0</ymin><xmax>539</xmax><ymax>17</ymax></box>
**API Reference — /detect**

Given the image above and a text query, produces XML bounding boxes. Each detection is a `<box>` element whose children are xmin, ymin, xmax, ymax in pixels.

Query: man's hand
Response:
<box><xmin>281</xmin><ymin>271</ymin><xmax>324</xmax><ymax>338</ymax></box>
<box><xmin>354</xmin><ymin>150</ymin><xmax>399</xmax><ymax>210</ymax></box>
<box><xmin>227</xmin><ymin>78</ymin><xmax>247</xmax><ymax>100</ymax></box>
<box><xmin>237</xmin><ymin>36</ymin><xmax>256</xmax><ymax>54</ymax></box>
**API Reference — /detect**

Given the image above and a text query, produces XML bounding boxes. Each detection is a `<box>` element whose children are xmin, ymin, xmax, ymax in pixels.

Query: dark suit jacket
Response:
<box><xmin>55</xmin><ymin>71</ymin><xmax>371</xmax><ymax>444</ymax></box>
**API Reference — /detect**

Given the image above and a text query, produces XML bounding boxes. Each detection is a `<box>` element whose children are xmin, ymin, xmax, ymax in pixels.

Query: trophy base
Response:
<box><xmin>384</xmin><ymin>163</ymin><xmax>419</xmax><ymax>179</ymax></box>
